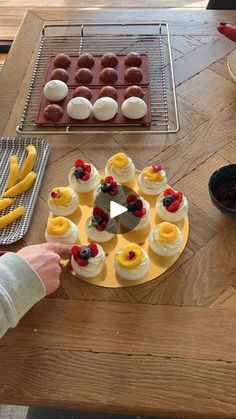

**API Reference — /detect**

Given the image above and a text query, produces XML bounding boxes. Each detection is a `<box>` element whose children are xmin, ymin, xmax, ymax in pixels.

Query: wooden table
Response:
<box><xmin>0</xmin><ymin>8</ymin><xmax>236</xmax><ymax>419</ymax></box>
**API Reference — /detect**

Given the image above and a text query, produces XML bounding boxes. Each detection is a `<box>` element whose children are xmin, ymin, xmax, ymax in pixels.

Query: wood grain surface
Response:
<box><xmin>0</xmin><ymin>8</ymin><xmax>236</xmax><ymax>418</ymax></box>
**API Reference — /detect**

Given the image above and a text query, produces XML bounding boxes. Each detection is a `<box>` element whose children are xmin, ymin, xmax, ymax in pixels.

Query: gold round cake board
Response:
<box><xmin>49</xmin><ymin>172</ymin><xmax>189</xmax><ymax>288</ymax></box>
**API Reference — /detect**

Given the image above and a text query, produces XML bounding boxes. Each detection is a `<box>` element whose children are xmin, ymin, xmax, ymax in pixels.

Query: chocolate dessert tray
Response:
<box><xmin>48</xmin><ymin>171</ymin><xmax>189</xmax><ymax>289</ymax></box>
<box><xmin>16</xmin><ymin>22</ymin><xmax>179</xmax><ymax>135</ymax></box>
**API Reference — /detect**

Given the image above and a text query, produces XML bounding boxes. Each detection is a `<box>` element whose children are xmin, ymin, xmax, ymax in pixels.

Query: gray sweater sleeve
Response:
<box><xmin>0</xmin><ymin>252</ymin><xmax>46</xmax><ymax>338</ymax></box>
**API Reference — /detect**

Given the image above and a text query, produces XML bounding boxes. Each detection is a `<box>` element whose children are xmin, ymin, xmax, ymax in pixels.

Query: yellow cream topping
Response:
<box><xmin>47</xmin><ymin>216</ymin><xmax>71</xmax><ymax>236</ymax></box>
<box><xmin>50</xmin><ymin>187</ymin><xmax>72</xmax><ymax>206</ymax></box>
<box><xmin>111</xmin><ymin>153</ymin><xmax>129</xmax><ymax>168</ymax></box>
<box><xmin>116</xmin><ymin>244</ymin><xmax>144</xmax><ymax>269</ymax></box>
<box><xmin>144</xmin><ymin>166</ymin><xmax>164</xmax><ymax>182</ymax></box>
<box><xmin>157</xmin><ymin>222</ymin><xmax>178</xmax><ymax>243</ymax></box>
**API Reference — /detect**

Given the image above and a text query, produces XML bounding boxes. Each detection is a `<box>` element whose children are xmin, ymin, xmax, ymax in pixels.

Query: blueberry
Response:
<box><xmin>94</xmin><ymin>215</ymin><xmax>103</xmax><ymax>225</ymax></box>
<box><xmin>101</xmin><ymin>182</ymin><xmax>112</xmax><ymax>193</ymax></box>
<box><xmin>163</xmin><ymin>195</ymin><xmax>175</xmax><ymax>207</ymax></box>
<box><xmin>79</xmin><ymin>247</ymin><xmax>92</xmax><ymax>260</ymax></box>
<box><xmin>127</xmin><ymin>201</ymin><xmax>138</xmax><ymax>212</ymax></box>
<box><xmin>74</xmin><ymin>167</ymin><xmax>84</xmax><ymax>179</ymax></box>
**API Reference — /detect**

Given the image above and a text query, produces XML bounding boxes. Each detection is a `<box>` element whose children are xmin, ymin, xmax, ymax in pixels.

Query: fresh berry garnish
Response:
<box><xmin>79</xmin><ymin>247</ymin><xmax>93</xmax><ymax>260</ymax></box>
<box><xmin>152</xmin><ymin>164</ymin><xmax>162</xmax><ymax>173</ymax></box>
<box><xmin>90</xmin><ymin>207</ymin><xmax>109</xmax><ymax>231</ymax></box>
<box><xmin>163</xmin><ymin>195</ymin><xmax>175</xmax><ymax>207</ymax></box>
<box><xmin>51</xmin><ymin>191</ymin><xmax>59</xmax><ymax>198</ymax></box>
<box><xmin>71</xmin><ymin>245</ymin><xmax>82</xmax><ymax>259</ymax></box>
<box><xmin>127</xmin><ymin>194</ymin><xmax>138</xmax><ymax>204</ymax></box>
<box><xmin>167</xmin><ymin>200</ymin><xmax>180</xmax><ymax>212</ymax></box>
<box><xmin>88</xmin><ymin>242</ymin><xmax>98</xmax><ymax>256</ymax></box>
<box><xmin>75</xmin><ymin>159</ymin><xmax>85</xmax><ymax>168</ymax></box>
<box><xmin>127</xmin><ymin>201</ymin><xmax>138</xmax><ymax>212</ymax></box>
<box><xmin>100</xmin><ymin>177</ymin><xmax>118</xmax><ymax>196</ymax></box>
<box><xmin>74</xmin><ymin>167</ymin><xmax>84</xmax><ymax>179</ymax></box>
<box><xmin>126</xmin><ymin>194</ymin><xmax>146</xmax><ymax>218</ymax></box>
<box><xmin>164</xmin><ymin>188</ymin><xmax>175</xmax><ymax>197</ymax></box>
<box><xmin>74</xmin><ymin>159</ymin><xmax>91</xmax><ymax>181</ymax></box>
<box><xmin>173</xmin><ymin>191</ymin><xmax>183</xmax><ymax>202</ymax></box>
<box><xmin>101</xmin><ymin>182</ymin><xmax>113</xmax><ymax>193</ymax></box>
<box><xmin>128</xmin><ymin>250</ymin><xmax>136</xmax><ymax>260</ymax></box>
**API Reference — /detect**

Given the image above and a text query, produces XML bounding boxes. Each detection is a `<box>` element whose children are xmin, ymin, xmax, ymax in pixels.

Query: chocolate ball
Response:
<box><xmin>77</xmin><ymin>53</ymin><xmax>95</xmax><ymax>69</ymax></box>
<box><xmin>124</xmin><ymin>67</ymin><xmax>143</xmax><ymax>83</ymax></box>
<box><xmin>100</xmin><ymin>67</ymin><xmax>118</xmax><ymax>83</ymax></box>
<box><xmin>99</xmin><ymin>86</ymin><xmax>118</xmax><ymax>100</ymax></box>
<box><xmin>124</xmin><ymin>85</ymin><xmax>144</xmax><ymax>99</ymax></box>
<box><xmin>50</xmin><ymin>68</ymin><xmax>69</xmax><ymax>83</ymax></box>
<box><xmin>44</xmin><ymin>104</ymin><xmax>63</xmax><ymax>122</ymax></box>
<box><xmin>73</xmin><ymin>86</ymin><xmax>93</xmax><ymax>100</ymax></box>
<box><xmin>101</xmin><ymin>53</ymin><xmax>118</xmax><ymax>68</ymax></box>
<box><xmin>75</xmin><ymin>68</ymin><xmax>93</xmax><ymax>84</ymax></box>
<box><xmin>125</xmin><ymin>52</ymin><xmax>142</xmax><ymax>67</ymax></box>
<box><xmin>53</xmin><ymin>53</ymin><xmax>71</xmax><ymax>69</ymax></box>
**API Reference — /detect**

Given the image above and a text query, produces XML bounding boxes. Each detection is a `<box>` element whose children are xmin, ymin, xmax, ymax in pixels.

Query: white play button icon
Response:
<box><xmin>110</xmin><ymin>200</ymin><xmax>127</xmax><ymax>219</ymax></box>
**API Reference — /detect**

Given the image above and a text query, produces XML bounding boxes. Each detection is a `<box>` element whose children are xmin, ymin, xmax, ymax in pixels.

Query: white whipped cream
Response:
<box><xmin>114</xmin><ymin>248</ymin><xmax>149</xmax><ymax>280</ymax></box>
<box><xmin>48</xmin><ymin>188</ymin><xmax>79</xmax><ymax>216</ymax></box>
<box><xmin>121</xmin><ymin>198</ymin><xmax>151</xmax><ymax>231</ymax></box>
<box><xmin>149</xmin><ymin>224</ymin><xmax>183</xmax><ymax>256</ymax></box>
<box><xmin>156</xmin><ymin>192</ymin><xmax>188</xmax><ymax>222</ymax></box>
<box><xmin>45</xmin><ymin>220</ymin><xmax>79</xmax><ymax>244</ymax></box>
<box><xmin>68</xmin><ymin>164</ymin><xmax>100</xmax><ymax>193</ymax></box>
<box><xmin>138</xmin><ymin>169</ymin><xmax>167</xmax><ymax>195</ymax></box>
<box><xmin>85</xmin><ymin>216</ymin><xmax>115</xmax><ymax>243</ymax></box>
<box><xmin>71</xmin><ymin>244</ymin><xmax>105</xmax><ymax>278</ymax></box>
<box><xmin>105</xmin><ymin>157</ymin><xmax>135</xmax><ymax>184</ymax></box>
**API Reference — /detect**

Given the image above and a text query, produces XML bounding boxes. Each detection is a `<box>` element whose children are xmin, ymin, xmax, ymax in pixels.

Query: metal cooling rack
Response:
<box><xmin>16</xmin><ymin>22</ymin><xmax>179</xmax><ymax>135</ymax></box>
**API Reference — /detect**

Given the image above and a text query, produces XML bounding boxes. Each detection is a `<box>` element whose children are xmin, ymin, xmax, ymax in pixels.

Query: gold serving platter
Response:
<box><xmin>48</xmin><ymin>172</ymin><xmax>189</xmax><ymax>288</ymax></box>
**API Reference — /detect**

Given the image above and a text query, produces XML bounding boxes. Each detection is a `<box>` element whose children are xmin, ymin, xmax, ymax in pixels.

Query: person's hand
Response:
<box><xmin>17</xmin><ymin>242</ymin><xmax>72</xmax><ymax>295</ymax></box>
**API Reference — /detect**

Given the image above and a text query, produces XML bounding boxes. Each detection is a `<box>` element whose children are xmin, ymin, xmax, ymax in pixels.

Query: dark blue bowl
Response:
<box><xmin>208</xmin><ymin>164</ymin><xmax>236</xmax><ymax>217</ymax></box>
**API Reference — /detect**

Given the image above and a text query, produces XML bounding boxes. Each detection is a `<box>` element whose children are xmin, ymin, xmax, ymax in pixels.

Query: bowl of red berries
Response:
<box><xmin>208</xmin><ymin>164</ymin><xmax>236</xmax><ymax>217</ymax></box>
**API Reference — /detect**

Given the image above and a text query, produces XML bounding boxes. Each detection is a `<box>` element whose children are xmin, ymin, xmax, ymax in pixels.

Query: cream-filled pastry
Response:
<box><xmin>48</xmin><ymin>187</ymin><xmax>79</xmax><ymax>216</ymax></box>
<box><xmin>138</xmin><ymin>164</ymin><xmax>167</xmax><ymax>195</ymax></box>
<box><xmin>68</xmin><ymin>159</ymin><xmax>100</xmax><ymax>193</ymax></box>
<box><xmin>105</xmin><ymin>153</ymin><xmax>135</xmax><ymax>184</ymax></box>
<box><xmin>149</xmin><ymin>222</ymin><xmax>183</xmax><ymax>256</ymax></box>
<box><xmin>86</xmin><ymin>207</ymin><xmax>115</xmax><ymax>242</ymax></box>
<box><xmin>45</xmin><ymin>216</ymin><xmax>79</xmax><ymax>244</ymax></box>
<box><xmin>121</xmin><ymin>194</ymin><xmax>151</xmax><ymax>231</ymax></box>
<box><xmin>156</xmin><ymin>188</ymin><xmax>188</xmax><ymax>222</ymax></box>
<box><xmin>114</xmin><ymin>243</ymin><xmax>149</xmax><ymax>280</ymax></box>
<box><xmin>71</xmin><ymin>242</ymin><xmax>105</xmax><ymax>278</ymax></box>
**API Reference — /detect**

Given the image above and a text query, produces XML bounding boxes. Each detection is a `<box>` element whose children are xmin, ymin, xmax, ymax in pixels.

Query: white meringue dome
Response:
<box><xmin>44</xmin><ymin>80</ymin><xmax>68</xmax><ymax>102</ymax></box>
<box><xmin>121</xmin><ymin>97</ymin><xmax>147</xmax><ymax>119</ymax></box>
<box><xmin>115</xmin><ymin>243</ymin><xmax>149</xmax><ymax>281</ymax></box>
<box><xmin>71</xmin><ymin>243</ymin><xmax>106</xmax><ymax>278</ymax></box>
<box><xmin>93</xmin><ymin>97</ymin><xmax>118</xmax><ymax>121</ymax></box>
<box><xmin>149</xmin><ymin>222</ymin><xmax>183</xmax><ymax>257</ymax></box>
<box><xmin>67</xmin><ymin>97</ymin><xmax>92</xmax><ymax>120</ymax></box>
<box><xmin>47</xmin><ymin>187</ymin><xmax>79</xmax><ymax>216</ymax></box>
<box><xmin>45</xmin><ymin>216</ymin><xmax>79</xmax><ymax>244</ymax></box>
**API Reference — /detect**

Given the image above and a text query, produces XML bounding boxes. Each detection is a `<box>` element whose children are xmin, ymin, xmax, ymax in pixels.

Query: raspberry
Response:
<box><xmin>152</xmin><ymin>164</ymin><xmax>162</xmax><ymax>173</ymax></box>
<box><xmin>88</xmin><ymin>242</ymin><xmax>98</xmax><ymax>256</ymax></box>
<box><xmin>51</xmin><ymin>191</ymin><xmax>59</xmax><ymax>198</ymax></box>
<box><xmin>164</xmin><ymin>188</ymin><xmax>174</xmax><ymax>197</ymax></box>
<box><xmin>135</xmin><ymin>199</ymin><xmax>143</xmax><ymax>210</ymax></box>
<box><xmin>127</xmin><ymin>194</ymin><xmax>137</xmax><ymax>204</ymax></box>
<box><xmin>84</xmin><ymin>164</ymin><xmax>91</xmax><ymax>173</ymax></box>
<box><xmin>82</xmin><ymin>172</ymin><xmax>90</xmax><ymax>181</ymax></box>
<box><xmin>109</xmin><ymin>188</ymin><xmax>118</xmax><ymax>196</ymax></box>
<box><xmin>174</xmin><ymin>191</ymin><xmax>183</xmax><ymax>202</ymax></box>
<box><xmin>166</xmin><ymin>201</ymin><xmax>180</xmax><ymax>212</ymax></box>
<box><xmin>75</xmin><ymin>159</ymin><xmax>85</xmax><ymax>168</ymax></box>
<box><xmin>77</xmin><ymin>258</ymin><xmax>89</xmax><ymax>266</ymax></box>
<box><xmin>134</xmin><ymin>208</ymin><xmax>147</xmax><ymax>217</ymax></box>
<box><xmin>105</xmin><ymin>176</ymin><xmax>114</xmax><ymax>184</ymax></box>
<box><xmin>128</xmin><ymin>251</ymin><xmax>136</xmax><ymax>260</ymax></box>
<box><xmin>71</xmin><ymin>245</ymin><xmax>82</xmax><ymax>259</ymax></box>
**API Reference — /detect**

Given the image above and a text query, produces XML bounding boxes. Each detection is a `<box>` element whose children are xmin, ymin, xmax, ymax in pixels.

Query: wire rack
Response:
<box><xmin>16</xmin><ymin>22</ymin><xmax>179</xmax><ymax>135</ymax></box>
